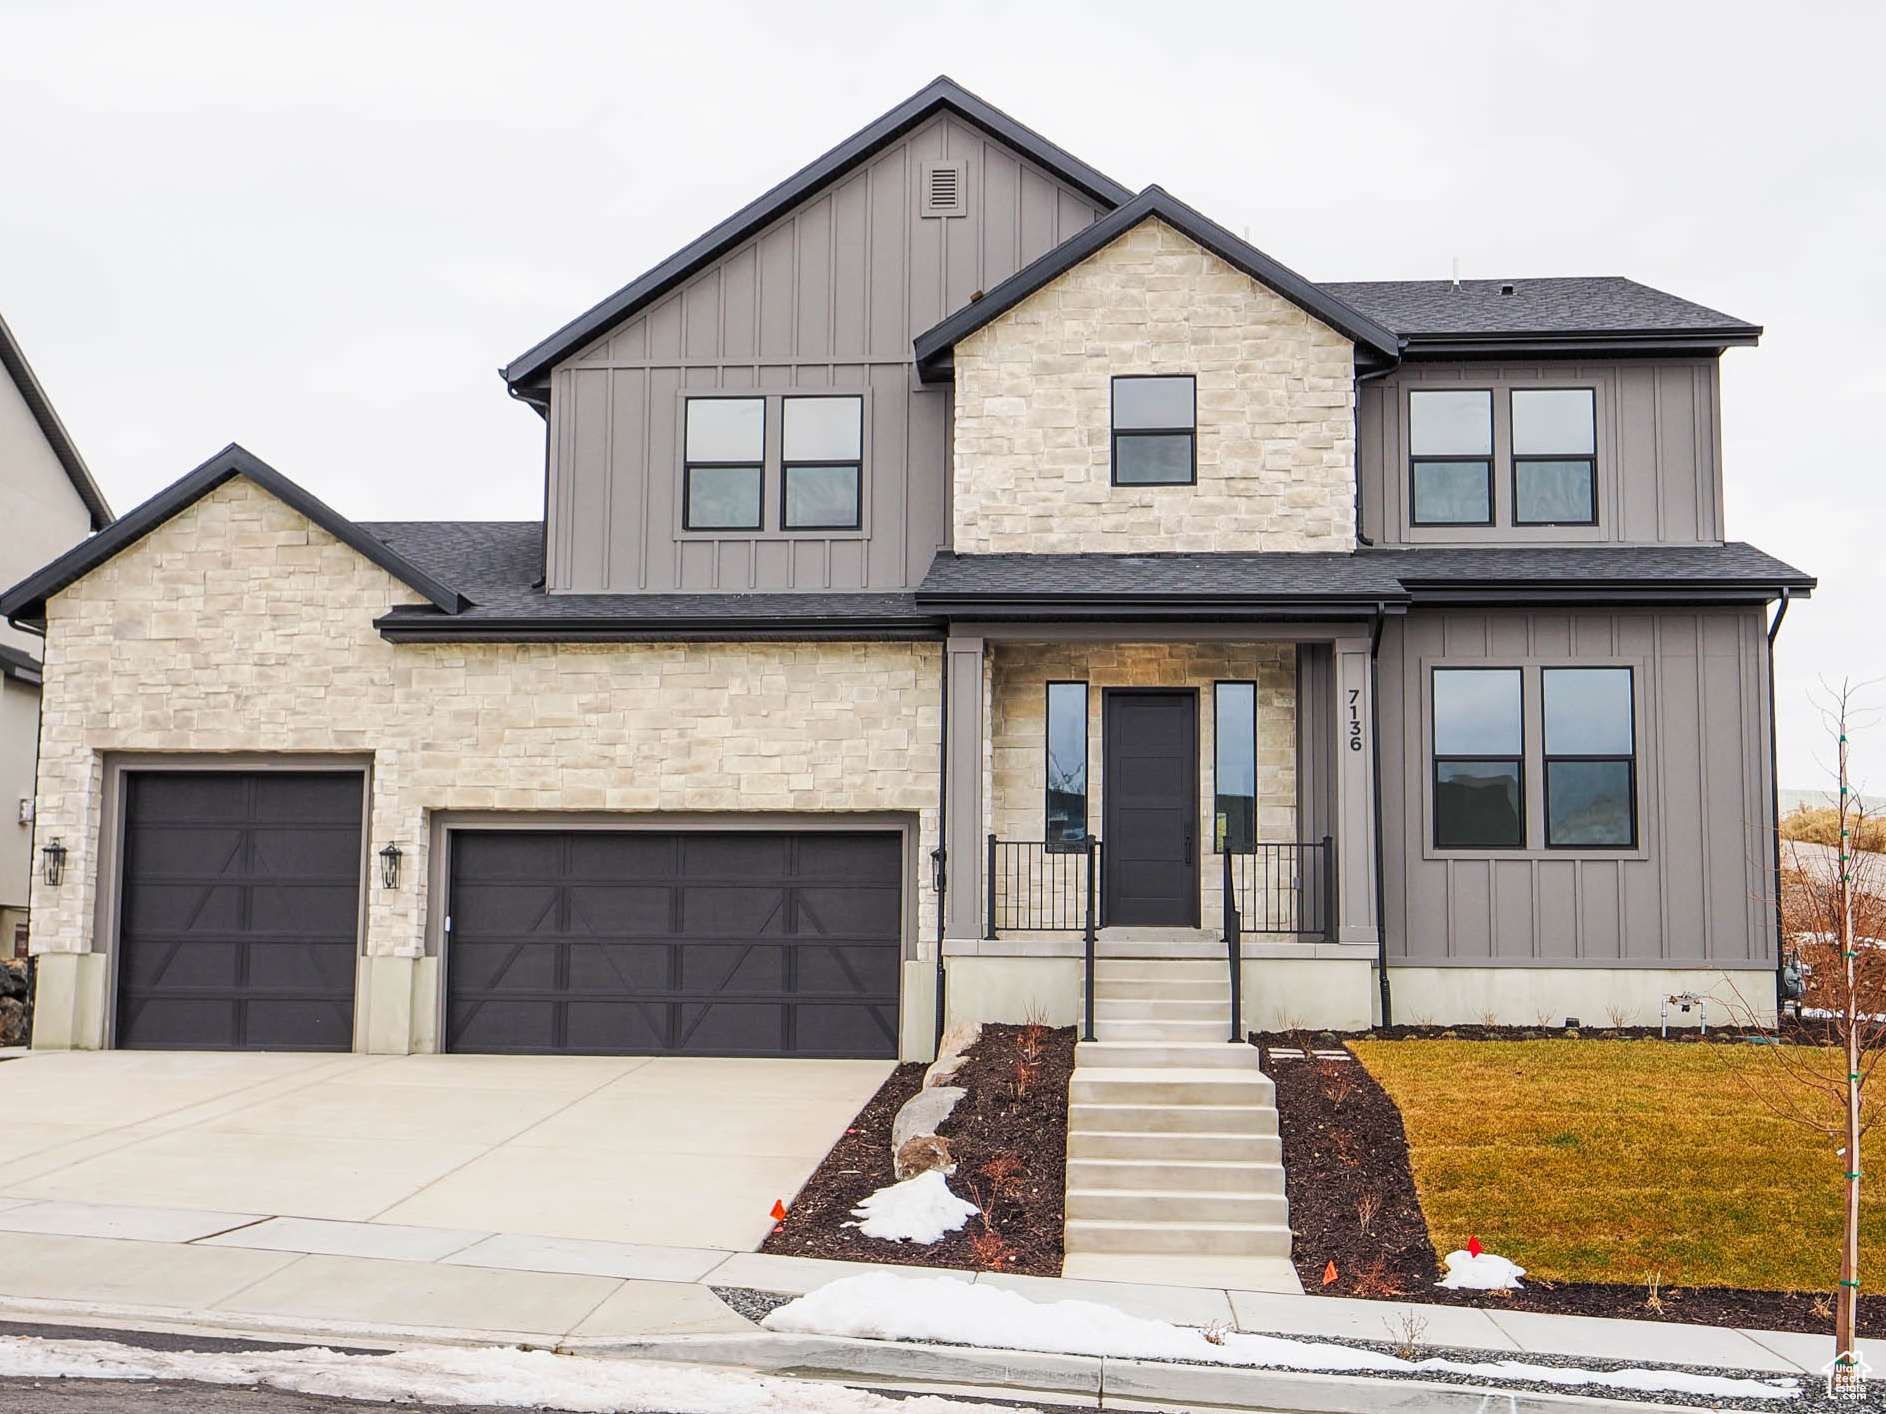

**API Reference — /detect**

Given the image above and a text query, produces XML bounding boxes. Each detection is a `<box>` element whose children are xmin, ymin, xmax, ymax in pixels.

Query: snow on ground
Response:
<box><xmin>842</xmin><ymin>1170</ymin><xmax>978</xmax><ymax>1243</ymax></box>
<box><xmin>1436</xmin><ymin>1248</ymin><xmax>1527</xmax><ymax>1290</ymax></box>
<box><xmin>0</xmin><ymin>1336</ymin><xmax>1030</xmax><ymax>1414</ymax></box>
<box><xmin>764</xmin><ymin>1272</ymin><xmax>1798</xmax><ymax>1402</ymax></box>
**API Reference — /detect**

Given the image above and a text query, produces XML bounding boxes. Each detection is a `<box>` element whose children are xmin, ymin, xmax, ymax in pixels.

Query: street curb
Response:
<box><xmin>571</xmin><ymin>1330</ymin><xmax>1688</xmax><ymax>1412</ymax></box>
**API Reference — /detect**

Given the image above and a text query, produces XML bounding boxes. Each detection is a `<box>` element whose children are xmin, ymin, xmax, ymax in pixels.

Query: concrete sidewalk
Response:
<box><xmin>0</xmin><ymin>1192</ymin><xmax>1874</xmax><ymax>1384</ymax></box>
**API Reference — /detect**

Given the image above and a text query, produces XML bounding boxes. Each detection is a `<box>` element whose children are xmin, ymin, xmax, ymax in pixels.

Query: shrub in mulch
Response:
<box><xmin>761</xmin><ymin>1023</ymin><xmax>1076</xmax><ymax>1277</ymax></box>
<box><xmin>1258</xmin><ymin>1032</ymin><xmax>1886</xmax><ymax>1336</ymax></box>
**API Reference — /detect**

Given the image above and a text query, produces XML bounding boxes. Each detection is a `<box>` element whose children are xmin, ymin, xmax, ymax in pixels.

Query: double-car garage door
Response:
<box><xmin>114</xmin><ymin>770</ymin><xmax>901</xmax><ymax>1058</ymax></box>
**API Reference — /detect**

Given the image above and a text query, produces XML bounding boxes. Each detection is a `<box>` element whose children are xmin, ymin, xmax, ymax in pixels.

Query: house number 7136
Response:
<box><xmin>1347</xmin><ymin>688</ymin><xmax>1364</xmax><ymax>752</ymax></box>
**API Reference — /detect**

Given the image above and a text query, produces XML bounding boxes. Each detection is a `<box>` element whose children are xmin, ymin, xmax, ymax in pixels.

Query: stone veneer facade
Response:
<box><xmin>28</xmin><ymin>478</ymin><xmax>942</xmax><ymax>1049</ymax></box>
<box><xmin>950</xmin><ymin>218</ymin><xmax>1358</xmax><ymax>555</ymax></box>
<box><xmin>986</xmin><ymin>641</ymin><xmax>1297</xmax><ymax>935</ymax></box>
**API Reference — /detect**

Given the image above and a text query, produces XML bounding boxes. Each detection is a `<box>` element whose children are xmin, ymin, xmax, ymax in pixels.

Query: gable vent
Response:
<box><xmin>921</xmin><ymin>160</ymin><xmax>968</xmax><ymax>219</ymax></box>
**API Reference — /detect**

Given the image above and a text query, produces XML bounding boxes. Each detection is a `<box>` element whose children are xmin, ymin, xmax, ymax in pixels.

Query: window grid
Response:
<box><xmin>1542</xmin><ymin>668</ymin><xmax>1638</xmax><ymax>850</ymax></box>
<box><xmin>1111</xmin><ymin>374</ymin><xmax>1197</xmax><ymax>487</ymax></box>
<box><xmin>781</xmin><ymin>395</ymin><xmax>864</xmax><ymax>532</ymax></box>
<box><xmin>1406</xmin><ymin>385</ymin><xmax>1603</xmax><ymax>530</ymax></box>
<box><xmin>682</xmin><ymin>397</ymin><xmax>766</xmax><ymax>532</ymax></box>
<box><xmin>1431</xmin><ymin>667</ymin><xmax>1526</xmax><ymax>851</ymax></box>
<box><xmin>1511</xmin><ymin>388</ymin><xmax>1598</xmax><ymax>527</ymax></box>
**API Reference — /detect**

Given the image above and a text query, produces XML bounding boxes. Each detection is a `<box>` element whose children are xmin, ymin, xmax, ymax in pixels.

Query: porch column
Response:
<box><xmin>1333</xmin><ymin>636</ymin><xmax>1380</xmax><ymax>946</ymax></box>
<box><xmin>943</xmin><ymin>633</ymin><xmax>986</xmax><ymax>942</ymax></box>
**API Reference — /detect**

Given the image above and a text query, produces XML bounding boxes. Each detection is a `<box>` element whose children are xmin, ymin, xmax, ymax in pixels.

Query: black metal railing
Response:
<box><xmin>1222</xmin><ymin>847</ymin><xmax>1243</xmax><ymax>1043</ymax></box>
<box><xmin>985</xmin><ymin>836</ymin><xmax>1102</xmax><ymax>937</ymax></box>
<box><xmin>1224</xmin><ymin>837</ymin><xmax>1335</xmax><ymax>941</ymax></box>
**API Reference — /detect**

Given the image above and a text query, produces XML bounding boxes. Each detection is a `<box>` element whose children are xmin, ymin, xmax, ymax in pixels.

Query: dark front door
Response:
<box><xmin>116</xmin><ymin>770</ymin><xmax>364</xmax><ymax>1050</ymax></box>
<box><xmin>1102</xmin><ymin>690</ymin><xmax>1199</xmax><ymax>927</ymax></box>
<box><xmin>445</xmin><ymin>829</ymin><xmax>902</xmax><ymax>1057</ymax></box>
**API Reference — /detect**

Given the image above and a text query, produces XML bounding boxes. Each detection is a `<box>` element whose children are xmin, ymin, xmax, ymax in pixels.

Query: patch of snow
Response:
<box><xmin>0</xmin><ymin>1336</ymin><xmax>1021</xmax><ymax>1413</ymax></box>
<box><xmin>763</xmin><ymin>1272</ymin><xmax>1796</xmax><ymax>1402</ymax></box>
<box><xmin>843</xmin><ymin>1169</ymin><xmax>978</xmax><ymax>1244</ymax></box>
<box><xmin>1437</xmin><ymin>1248</ymin><xmax>1527</xmax><ymax>1290</ymax></box>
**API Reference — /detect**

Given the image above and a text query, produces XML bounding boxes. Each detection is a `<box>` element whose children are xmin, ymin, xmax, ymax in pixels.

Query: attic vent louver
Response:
<box><xmin>921</xmin><ymin>160</ymin><xmax>968</xmax><ymax>219</ymax></box>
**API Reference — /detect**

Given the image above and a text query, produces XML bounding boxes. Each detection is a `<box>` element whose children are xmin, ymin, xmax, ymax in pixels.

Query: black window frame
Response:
<box><xmin>1431</xmin><ymin>666</ymin><xmax>1527</xmax><ymax>851</ymax></box>
<box><xmin>1542</xmin><ymin>666</ymin><xmax>1638</xmax><ymax>850</ymax></box>
<box><xmin>1212</xmin><ymin>679</ymin><xmax>1258</xmax><ymax>855</ymax></box>
<box><xmin>1510</xmin><ymin>387</ymin><xmax>1599</xmax><ymax>528</ymax></box>
<box><xmin>1408</xmin><ymin>389</ymin><xmax>1495</xmax><ymax>528</ymax></box>
<box><xmin>1044</xmin><ymin>680</ymin><xmax>1090</xmax><ymax>854</ymax></box>
<box><xmin>1110</xmin><ymin>374</ymin><xmax>1197</xmax><ymax>488</ymax></box>
<box><xmin>682</xmin><ymin>396</ymin><xmax>767</xmax><ymax>532</ymax></box>
<box><xmin>780</xmin><ymin>394</ymin><xmax>865</xmax><ymax>532</ymax></box>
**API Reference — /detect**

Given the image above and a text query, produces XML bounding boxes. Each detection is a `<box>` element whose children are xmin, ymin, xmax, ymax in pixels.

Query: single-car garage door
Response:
<box><xmin>445</xmin><ymin>830</ymin><xmax>902</xmax><ymax>1057</ymax></box>
<box><xmin>116</xmin><ymin>771</ymin><xmax>364</xmax><ymax>1050</ymax></box>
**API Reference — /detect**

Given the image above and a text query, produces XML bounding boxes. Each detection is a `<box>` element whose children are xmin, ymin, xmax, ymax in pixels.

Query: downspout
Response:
<box><xmin>933</xmin><ymin>637</ymin><xmax>949</xmax><ymax>1055</ymax></box>
<box><xmin>1767</xmin><ymin>588</ymin><xmax>1792</xmax><ymax>1009</ymax></box>
<box><xmin>1353</xmin><ymin>355</ymin><xmax>1403</xmax><ymax>550</ymax></box>
<box><xmin>1369</xmin><ymin>604</ymin><xmax>1393</xmax><ymax>1028</ymax></box>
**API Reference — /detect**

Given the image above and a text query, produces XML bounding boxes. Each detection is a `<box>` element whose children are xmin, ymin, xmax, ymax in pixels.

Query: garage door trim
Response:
<box><xmin>97</xmin><ymin>753</ymin><xmax>373</xmax><ymax>1050</ymax></box>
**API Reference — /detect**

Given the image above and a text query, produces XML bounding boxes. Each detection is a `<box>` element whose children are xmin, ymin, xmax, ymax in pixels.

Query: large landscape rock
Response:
<box><xmin>890</xmin><ymin>1084</ymin><xmax>964</xmax><ymax>1155</ymax></box>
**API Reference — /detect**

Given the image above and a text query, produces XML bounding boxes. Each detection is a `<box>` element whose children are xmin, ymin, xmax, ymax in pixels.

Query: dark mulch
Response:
<box><xmin>761</xmin><ymin>1024</ymin><xmax>1076</xmax><ymax>1277</ymax></box>
<box><xmin>1259</xmin><ymin>1034</ymin><xmax>1886</xmax><ymax>1337</ymax></box>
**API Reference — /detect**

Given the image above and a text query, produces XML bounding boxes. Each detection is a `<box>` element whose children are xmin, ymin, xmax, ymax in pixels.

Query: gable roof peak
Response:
<box><xmin>0</xmin><ymin>442</ymin><xmax>468</xmax><ymax>629</ymax></box>
<box><xmin>913</xmin><ymin>185</ymin><xmax>1404</xmax><ymax>377</ymax></box>
<box><xmin>501</xmin><ymin>79</ymin><xmax>1134</xmax><ymax>395</ymax></box>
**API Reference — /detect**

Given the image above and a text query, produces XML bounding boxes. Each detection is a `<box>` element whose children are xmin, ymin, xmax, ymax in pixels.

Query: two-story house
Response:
<box><xmin>2</xmin><ymin>78</ymin><xmax>1809</xmax><ymax>1064</ymax></box>
<box><xmin>0</xmin><ymin>311</ymin><xmax>111</xmax><ymax>962</ymax></box>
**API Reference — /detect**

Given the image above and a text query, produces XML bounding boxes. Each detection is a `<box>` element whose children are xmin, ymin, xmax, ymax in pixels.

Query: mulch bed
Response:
<box><xmin>761</xmin><ymin>1023</ymin><xmax>1076</xmax><ymax>1277</ymax></box>
<box><xmin>1258</xmin><ymin>1033</ymin><xmax>1886</xmax><ymax>1336</ymax></box>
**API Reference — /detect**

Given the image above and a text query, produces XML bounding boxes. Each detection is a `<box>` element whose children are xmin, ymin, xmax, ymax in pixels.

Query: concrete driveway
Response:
<box><xmin>0</xmin><ymin>1051</ymin><xmax>890</xmax><ymax>1251</ymax></box>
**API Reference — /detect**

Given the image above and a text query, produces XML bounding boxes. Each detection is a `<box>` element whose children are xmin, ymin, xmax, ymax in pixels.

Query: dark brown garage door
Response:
<box><xmin>445</xmin><ymin>830</ymin><xmax>902</xmax><ymax>1057</ymax></box>
<box><xmin>116</xmin><ymin>771</ymin><xmax>363</xmax><ymax>1050</ymax></box>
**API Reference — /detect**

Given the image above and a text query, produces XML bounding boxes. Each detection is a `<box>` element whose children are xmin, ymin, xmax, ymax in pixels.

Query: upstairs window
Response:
<box><xmin>1543</xmin><ymin>667</ymin><xmax>1636</xmax><ymax>847</ymax></box>
<box><xmin>1432</xmin><ymin>667</ymin><xmax>1524</xmax><ymax>849</ymax></box>
<box><xmin>1513</xmin><ymin>389</ymin><xmax>1597</xmax><ymax>526</ymax></box>
<box><xmin>1111</xmin><ymin>375</ymin><xmax>1196</xmax><ymax>486</ymax></box>
<box><xmin>683</xmin><ymin>398</ymin><xmax>764</xmax><ymax>530</ymax></box>
<box><xmin>782</xmin><ymin>396</ymin><xmax>863</xmax><ymax>530</ymax></box>
<box><xmin>1213</xmin><ymin>681</ymin><xmax>1257</xmax><ymax>853</ymax></box>
<box><xmin>1045</xmin><ymin>682</ymin><xmax>1089</xmax><ymax>851</ymax></box>
<box><xmin>1409</xmin><ymin>390</ymin><xmax>1494</xmax><ymax>526</ymax></box>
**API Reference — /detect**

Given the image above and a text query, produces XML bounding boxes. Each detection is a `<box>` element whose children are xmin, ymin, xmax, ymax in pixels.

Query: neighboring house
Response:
<box><xmin>0</xmin><ymin>312</ymin><xmax>112</xmax><ymax>961</ymax></box>
<box><xmin>0</xmin><ymin>78</ymin><xmax>1810</xmax><ymax>1059</ymax></box>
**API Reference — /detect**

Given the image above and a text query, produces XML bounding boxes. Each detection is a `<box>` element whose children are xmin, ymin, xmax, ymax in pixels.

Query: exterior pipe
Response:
<box><xmin>1368</xmin><ymin>604</ymin><xmax>1393</xmax><ymax>1028</ymax></box>
<box><xmin>1767</xmin><ymin>588</ymin><xmax>1792</xmax><ymax>1011</ymax></box>
<box><xmin>933</xmin><ymin>640</ymin><xmax>949</xmax><ymax>1056</ymax></box>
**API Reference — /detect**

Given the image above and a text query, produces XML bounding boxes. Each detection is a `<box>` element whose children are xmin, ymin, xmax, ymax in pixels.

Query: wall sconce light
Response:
<box><xmin>41</xmin><ymin>837</ymin><xmax>67</xmax><ymax>886</ymax></box>
<box><xmin>378</xmin><ymin>843</ymin><xmax>402</xmax><ymax>890</ymax></box>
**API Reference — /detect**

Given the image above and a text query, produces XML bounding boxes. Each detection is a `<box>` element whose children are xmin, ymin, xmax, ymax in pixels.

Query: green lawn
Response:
<box><xmin>1353</xmin><ymin>1039</ymin><xmax>1886</xmax><ymax>1292</ymax></box>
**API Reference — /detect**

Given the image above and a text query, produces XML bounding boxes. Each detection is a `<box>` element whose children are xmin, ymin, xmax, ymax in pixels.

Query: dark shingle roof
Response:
<box><xmin>1365</xmin><ymin>541</ymin><xmax>1811</xmax><ymax>600</ymax></box>
<box><xmin>362</xmin><ymin>521</ymin><xmax>930</xmax><ymax>639</ymax></box>
<box><xmin>917</xmin><ymin>551</ymin><xmax>1406</xmax><ymax>614</ymax></box>
<box><xmin>1319</xmin><ymin>278</ymin><xmax>1760</xmax><ymax>351</ymax></box>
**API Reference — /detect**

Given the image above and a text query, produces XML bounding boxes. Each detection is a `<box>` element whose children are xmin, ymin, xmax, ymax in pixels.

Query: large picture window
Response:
<box><xmin>683</xmin><ymin>398</ymin><xmax>765</xmax><ymax>530</ymax></box>
<box><xmin>1432</xmin><ymin>667</ymin><xmax>1524</xmax><ymax>849</ymax></box>
<box><xmin>1512</xmin><ymin>389</ymin><xmax>1597</xmax><ymax>526</ymax></box>
<box><xmin>1543</xmin><ymin>667</ymin><xmax>1636</xmax><ymax>847</ymax></box>
<box><xmin>1410</xmin><ymin>390</ymin><xmax>1493</xmax><ymax>526</ymax></box>
<box><xmin>1111</xmin><ymin>375</ymin><xmax>1196</xmax><ymax>486</ymax></box>
<box><xmin>782</xmin><ymin>396</ymin><xmax>863</xmax><ymax>530</ymax></box>
<box><xmin>1045</xmin><ymin>682</ymin><xmax>1089</xmax><ymax>852</ymax></box>
<box><xmin>1213</xmin><ymin>681</ymin><xmax>1257</xmax><ymax>853</ymax></box>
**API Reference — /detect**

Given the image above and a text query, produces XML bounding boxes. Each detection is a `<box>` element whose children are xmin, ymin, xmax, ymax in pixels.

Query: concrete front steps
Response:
<box><xmin>1061</xmin><ymin>957</ymin><xmax>1302</xmax><ymax>1293</ymax></box>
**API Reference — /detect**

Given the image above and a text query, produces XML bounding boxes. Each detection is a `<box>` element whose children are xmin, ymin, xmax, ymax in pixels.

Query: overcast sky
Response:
<box><xmin>2</xmin><ymin>0</ymin><xmax>1879</xmax><ymax>786</ymax></box>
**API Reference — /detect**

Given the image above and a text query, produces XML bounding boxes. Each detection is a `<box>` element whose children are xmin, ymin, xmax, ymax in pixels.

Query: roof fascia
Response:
<box><xmin>913</xmin><ymin>187</ymin><xmax>1404</xmax><ymax>379</ymax></box>
<box><xmin>501</xmin><ymin>78</ymin><xmax>1135</xmax><ymax>393</ymax></box>
<box><xmin>1397</xmin><ymin>328</ymin><xmax>1762</xmax><ymax>359</ymax></box>
<box><xmin>0</xmin><ymin>311</ymin><xmax>114</xmax><ymax>530</ymax></box>
<box><xmin>0</xmin><ymin>445</ymin><xmax>468</xmax><ymax>629</ymax></box>
<box><xmin>373</xmin><ymin>609</ymin><xmax>944</xmax><ymax>643</ymax></box>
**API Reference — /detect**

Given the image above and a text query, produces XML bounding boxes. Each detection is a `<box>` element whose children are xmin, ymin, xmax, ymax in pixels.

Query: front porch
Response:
<box><xmin>936</xmin><ymin>626</ymin><xmax>1384</xmax><ymax>1035</ymax></box>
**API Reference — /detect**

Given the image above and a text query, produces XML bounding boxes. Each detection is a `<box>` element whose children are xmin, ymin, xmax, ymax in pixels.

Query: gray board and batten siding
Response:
<box><xmin>546</xmin><ymin>113</ymin><xmax>1107</xmax><ymax>596</ymax></box>
<box><xmin>1376</xmin><ymin>606</ymin><xmax>1774</xmax><ymax>970</ymax></box>
<box><xmin>1357</xmin><ymin>360</ymin><xmax>1726</xmax><ymax>548</ymax></box>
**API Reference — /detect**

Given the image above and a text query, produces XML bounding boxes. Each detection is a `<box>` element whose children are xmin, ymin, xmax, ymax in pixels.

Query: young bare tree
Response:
<box><xmin>1732</xmin><ymin>679</ymin><xmax>1886</xmax><ymax>1374</ymax></box>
